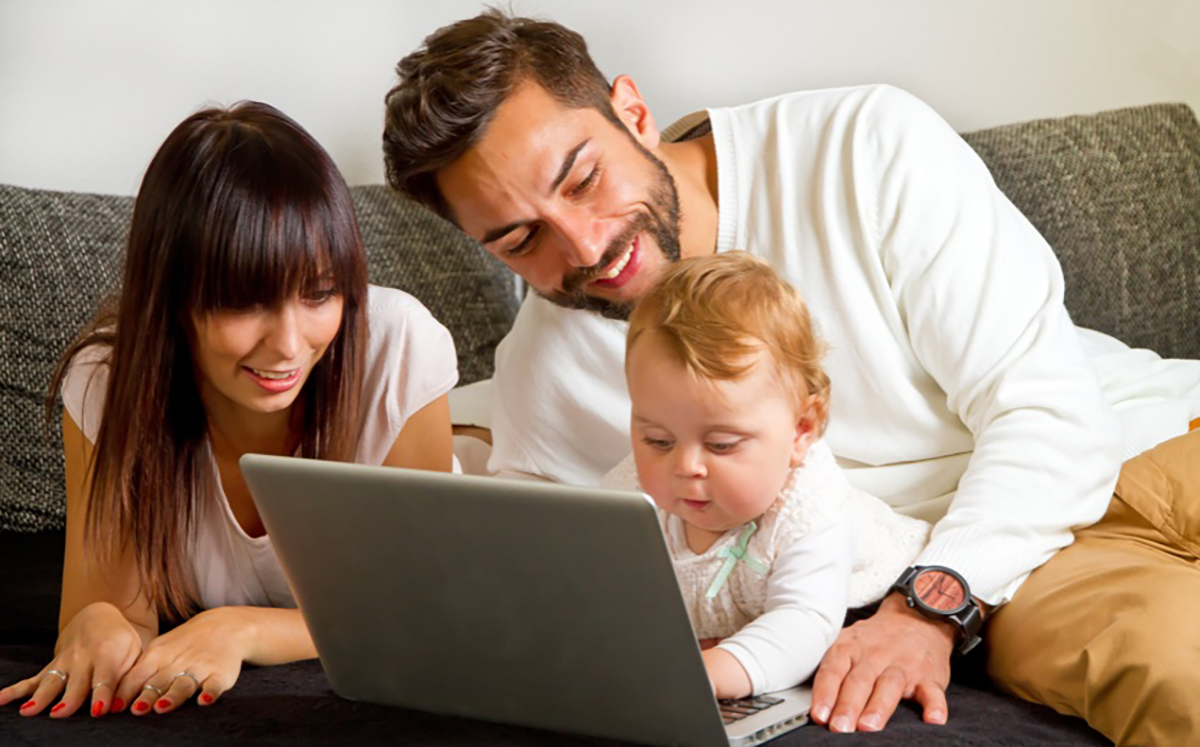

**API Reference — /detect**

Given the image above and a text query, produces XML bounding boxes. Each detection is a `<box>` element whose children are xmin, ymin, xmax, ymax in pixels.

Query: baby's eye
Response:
<box><xmin>706</xmin><ymin>441</ymin><xmax>741</xmax><ymax>454</ymax></box>
<box><xmin>641</xmin><ymin>436</ymin><xmax>673</xmax><ymax>451</ymax></box>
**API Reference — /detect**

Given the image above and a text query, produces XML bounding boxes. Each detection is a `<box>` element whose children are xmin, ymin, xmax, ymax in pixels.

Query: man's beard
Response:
<box><xmin>536</xmin><ymin>144</ymin><xmax>682</xmax><ymax>321</ymax></box>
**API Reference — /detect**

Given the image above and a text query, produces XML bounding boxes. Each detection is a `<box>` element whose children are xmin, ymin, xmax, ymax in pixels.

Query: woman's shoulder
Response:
<box><xmin>60</xmin><ymin>340</ymin><xmax>114</xmax><ymax>441</ymax></box>
<box><xmin>360</xmin><ymin>285</ymin><xmax>459</xmax><ymax>433</ymax></box>
<box><xmin>367</xmin><ymin>284</ymin><xmax>439</xmax><ymax>326</ymax></box>
<box><xmin>365</xmin><ymin>285</ymin><xmax>455</xmax><ymax>357</ymax></box>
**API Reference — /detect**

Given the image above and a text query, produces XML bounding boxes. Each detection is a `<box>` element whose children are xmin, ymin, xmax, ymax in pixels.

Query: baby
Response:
<box><xmin>602</xmin><ymin>251</ymin><xmax>929</xmax><ymax>699</ymax></box>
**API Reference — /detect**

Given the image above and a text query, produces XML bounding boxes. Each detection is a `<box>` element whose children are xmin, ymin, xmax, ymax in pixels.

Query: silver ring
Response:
<box><xmin>142</xmin><ymin>683</ymin><xmax>164</xmax><ymax>697</ymax></box>
<box><xmin>43</xmin><ymin>669</ymin><xmax>68</xmax><ymax>684</ymax></box>
<box><xmin>92</xmin><ymin>681</ymin><xmax>110</xmax><ymax>691</ymax></box>
<box><xmin>171</xmin><ymin>671</ymin><xmax>201</xmax><ymax>689</ymax></box>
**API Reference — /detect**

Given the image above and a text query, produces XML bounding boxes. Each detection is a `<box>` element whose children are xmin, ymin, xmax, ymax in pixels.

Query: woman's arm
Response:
<box><xmin>111</xmin><ymin>604</ymin><xmax>316</xmax><ymax>715</ymax></box>
<box><xmin>0</xmin><ymin>411</ymin><xmax>157</xmax><ymax>719</ymax></box>
<box><xmin>383</xmin><ymin>393</ymin><xmax>454</xmax><ymax>472</ymax></box>
<box><xmin>58</xmin><ymin>410</ymin><xmax>157</xmax><ymax>636</ymax></box>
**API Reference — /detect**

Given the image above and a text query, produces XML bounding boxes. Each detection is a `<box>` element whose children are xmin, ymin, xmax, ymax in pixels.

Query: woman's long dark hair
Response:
<box><xmin>49</xmin><ymin>102</ymin><xmax>369</xmax><ymax>620</ymax></box>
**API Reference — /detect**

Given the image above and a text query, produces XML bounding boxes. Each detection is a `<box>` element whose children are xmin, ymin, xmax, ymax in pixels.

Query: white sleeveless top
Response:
<box><xmin>61</xmin><ymin>285</ymin><xmax>458</xmax><ymax>610</ymax></box>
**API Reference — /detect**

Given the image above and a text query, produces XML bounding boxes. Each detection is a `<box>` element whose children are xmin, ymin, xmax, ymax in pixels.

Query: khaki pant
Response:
<box><xmin>986</xmin><ymin>429</ymin><xmax>1200</xmax><ymax>746</ymax></box>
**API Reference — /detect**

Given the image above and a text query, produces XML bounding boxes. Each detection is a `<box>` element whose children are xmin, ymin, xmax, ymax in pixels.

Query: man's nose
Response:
<box><xmin>552</xmin><ymin>213</ymin><xmax>613</xmax><ymax>269</ymax></box>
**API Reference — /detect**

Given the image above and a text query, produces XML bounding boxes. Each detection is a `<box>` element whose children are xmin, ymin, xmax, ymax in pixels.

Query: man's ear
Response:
<box><xmin>610</xmin><ymin>74</ymin><xmax>660</xmax><ymax>150</ymax></box>
<box><xmin>789</xmin><ymin>395</ymin><xmax>824</xmax><ymax>468</ymax></box>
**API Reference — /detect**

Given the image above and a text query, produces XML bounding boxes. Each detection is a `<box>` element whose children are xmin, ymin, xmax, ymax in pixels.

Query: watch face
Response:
<box><xmin>912</xmin><ymin>569</ymin><xmax>967</xmax><ymax>614</ymax></box>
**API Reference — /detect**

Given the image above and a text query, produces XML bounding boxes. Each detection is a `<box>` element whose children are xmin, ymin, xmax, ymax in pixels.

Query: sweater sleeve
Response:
<box><xmin>859</xmin><ymin>86</ymin><xmax>1122</xmax><ymax>604</ymax></box>
<box><xmin>717</xmin><ymin>507</ymin><xmax>852</xmax><ymax>695</ymax></box>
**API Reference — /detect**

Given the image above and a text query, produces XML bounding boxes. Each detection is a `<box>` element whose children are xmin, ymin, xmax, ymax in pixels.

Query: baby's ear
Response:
<box><xmin>789</xmin><ymin>395</ymin><xmax>824</xmax><ymax>467</ymax></box>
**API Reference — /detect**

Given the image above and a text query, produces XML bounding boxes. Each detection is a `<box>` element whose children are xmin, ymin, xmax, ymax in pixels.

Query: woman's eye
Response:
<box><xmin>304</xmin><ymin>288</ymin><xmax>337</xmax><ymax>304</ymax></box>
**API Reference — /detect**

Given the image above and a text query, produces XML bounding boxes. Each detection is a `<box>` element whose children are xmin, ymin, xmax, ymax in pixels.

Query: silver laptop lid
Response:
<box><xmin>241</xmin><ymin>455</ymin><xmax>731</xmax><ymax>747</ymax></box>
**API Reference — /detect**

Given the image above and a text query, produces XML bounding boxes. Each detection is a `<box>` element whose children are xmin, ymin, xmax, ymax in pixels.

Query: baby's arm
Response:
<box><xmin>712</xmin><ymin>505</ymin><xmax>854</xmax><ymax>697</ymax></box>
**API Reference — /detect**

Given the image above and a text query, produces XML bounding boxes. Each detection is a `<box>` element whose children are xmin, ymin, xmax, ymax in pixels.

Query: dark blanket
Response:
<box><xmin>0</xmin><ymin>532</ymin><xmax>1109</xmax><ymax>745</ymax></box>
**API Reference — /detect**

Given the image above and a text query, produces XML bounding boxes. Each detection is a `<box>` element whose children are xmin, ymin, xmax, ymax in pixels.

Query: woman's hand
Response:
<box><xmin>0</xmin><ymin>601</ymin><xmax>149</xmax><ymax>718</ymax></box>
<box><xmin>113</xmin><ymin>606</ymin><xmax>256</xmax><ymax>715</ymax></box>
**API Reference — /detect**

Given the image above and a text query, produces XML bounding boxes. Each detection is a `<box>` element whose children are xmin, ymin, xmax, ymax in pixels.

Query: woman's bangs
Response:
<box><xmin>191</xmin><ymin>183</ymin><xmax>362</xmax><ymax>315</ymax></box>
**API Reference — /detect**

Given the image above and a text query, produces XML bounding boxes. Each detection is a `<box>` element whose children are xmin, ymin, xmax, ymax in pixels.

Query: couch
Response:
<box><xmin>3</xmin><ymin>101</ymin><xmax>1198</xmax><ymax>745</ymax></box>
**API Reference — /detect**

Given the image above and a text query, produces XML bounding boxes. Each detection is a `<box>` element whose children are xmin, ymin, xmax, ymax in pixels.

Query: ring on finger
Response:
<box><xmin>171</xmin><ymin>671</ymin><xmax>202</xmax><ymax>689</ymax></box>
<box><xmin>142</xmin><ymin>683</ymin><xmax>164</xmax><ymax>698</ymax></box>
<box><xmin>42</xmin><ymin>669</ymin><xmax>68</xmax><ymax>684</ymax></box>
<box><xmin>91</xmin><ymin>681</ymin><xmax>110</xmax><ymax>691</ymax></box>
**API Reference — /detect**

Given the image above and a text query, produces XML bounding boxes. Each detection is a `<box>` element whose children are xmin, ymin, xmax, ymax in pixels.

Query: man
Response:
<box><xmin>382</xmin><ymin>10</ymin><xmax>1200</xmax><ymax>743</ymax></box>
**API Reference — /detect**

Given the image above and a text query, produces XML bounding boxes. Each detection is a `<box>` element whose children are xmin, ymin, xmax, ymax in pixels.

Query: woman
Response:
<box><xmin>0</xmin><ymin>102</ymin><xmax>457</xmax><ymax>718</ymax></box>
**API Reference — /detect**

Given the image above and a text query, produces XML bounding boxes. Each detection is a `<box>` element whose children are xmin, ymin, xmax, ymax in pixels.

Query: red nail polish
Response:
<box><xmin>92</xmin><ymin>701</ymin><xmax>104</xmax><ymax>717</ymax></box>
<box><xmin>20</xmin><ymin>700</ymin><xmax>36</xmax><ymax>710</ymax></box>
<box><xmin>156</xmin><ymin>699</ymin><xmax>171</xmax><ymax>710</ymax></box>
<box><xmin>51</xmin><ymin>703</ymin><xmax>66</xmax><ymax>713</ymax></box>
<box><xmin>199</xmin><ymin>693</ymin><xmax>214</xmax><ymax>705</ymax></box>
<box><xmin>133</xmin><ymin>701</ymin><xmax>150</xmax><ymax>713</ymax></box>
<box><xmin>113</xmin><ymin>698</ymin><xmax>125</xmax><ymax>712</ymax></box>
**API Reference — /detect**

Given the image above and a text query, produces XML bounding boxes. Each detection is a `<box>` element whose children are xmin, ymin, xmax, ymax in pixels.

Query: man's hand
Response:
<box><xmin>810</xmin><ymin>593</ymin><xmax>954</xmax><ymax>732</ymax></box>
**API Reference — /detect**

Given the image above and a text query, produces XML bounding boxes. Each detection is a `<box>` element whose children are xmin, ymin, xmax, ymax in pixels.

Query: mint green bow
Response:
<box><xmin>705</xmin><ymin>521</ymin><xmax>769</xmax><ymax>599</ymax></box>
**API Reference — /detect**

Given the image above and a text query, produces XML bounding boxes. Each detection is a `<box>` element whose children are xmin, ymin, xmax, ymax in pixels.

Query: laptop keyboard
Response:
<box><xmin>718</xmin><ymin>694</ymin><xmax>784</xmax><ymax>724</ymax></box>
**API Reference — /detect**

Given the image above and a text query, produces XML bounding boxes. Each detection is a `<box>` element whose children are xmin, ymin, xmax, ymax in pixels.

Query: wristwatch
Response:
<box><xmin>890</xmin><ymin>565</ymin><xmax>983</xmax><ymax>655</ymax></box>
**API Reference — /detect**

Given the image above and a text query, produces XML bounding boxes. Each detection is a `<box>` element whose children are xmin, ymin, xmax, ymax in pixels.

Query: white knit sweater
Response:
<box><xmin>489</xmin><ymin>85</ymin><xmax>1144</xmax><ymax>606</ymax></box>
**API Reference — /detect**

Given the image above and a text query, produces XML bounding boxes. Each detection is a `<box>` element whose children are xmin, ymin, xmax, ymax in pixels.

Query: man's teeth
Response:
<box><xmin>600</xmin><ymin>244</ymin><xmax>635</xmax><ymax>280</ymax></box>
<box><xmin>250</xmin><ymin>368</ymin><xmax>296</xmax><ymax>380</ymax></box>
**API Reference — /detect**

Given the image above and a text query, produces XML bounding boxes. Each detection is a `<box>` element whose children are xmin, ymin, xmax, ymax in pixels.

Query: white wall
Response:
<box><xmin>2</xmin><ymin>0</ymin><xmax>1197</xmax><ymax>195</ymax></box>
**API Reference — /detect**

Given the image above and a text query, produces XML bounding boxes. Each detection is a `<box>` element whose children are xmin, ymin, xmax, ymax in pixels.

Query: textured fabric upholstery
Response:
<box><xmin>963</xmin><ymin>103</ymin><xmax>1200</xmax><ymax>360</ymax></box>
<box><xmin>0</xmin><ymin>183</ymin><xmax>517</xmax><ymax>532</ymax></box>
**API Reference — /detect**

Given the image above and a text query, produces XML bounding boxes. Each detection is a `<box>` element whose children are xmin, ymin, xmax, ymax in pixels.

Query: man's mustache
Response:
<box><xmin>561</xmin><ymin>214</ymin><xmax>652</xmax><ymax>295</ymax></box>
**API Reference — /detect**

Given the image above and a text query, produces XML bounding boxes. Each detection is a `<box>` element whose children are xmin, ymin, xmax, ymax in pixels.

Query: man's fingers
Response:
<box><xmin>826</xmin><ymin>665</ymin><xmax>880</xmax><ymax>733</ymax></box>
<box><xmin>856</xmin><ymin>666</ymin><xmax>907</xmax><ymax>732</ymax></box>
<box><xmin>914</xmin><ymin>680</ymin><xmax>949</xmax><ymax>725</ymax></box>
<box><xmin>810</xmin><ymin>649</ymin><xmax>852</xmax><ymax>725</ymax></box>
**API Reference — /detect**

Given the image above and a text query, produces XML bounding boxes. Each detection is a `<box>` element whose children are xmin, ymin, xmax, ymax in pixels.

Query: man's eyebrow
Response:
<box><xmin>480</xmin><ymin>138</ymin><xmax>591</xmax><ymax>245</ymax></box>
<box><xmin>549</xmin><ymin>139</ymin><xmax>590</xmax><ymax>195</ymax></box>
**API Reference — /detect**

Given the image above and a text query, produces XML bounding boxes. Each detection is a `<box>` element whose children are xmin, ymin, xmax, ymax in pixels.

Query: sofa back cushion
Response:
<box><xmin>0</xmin><ymin>183</ymin><xmax>517</xmax><ymax>532</ymax></box>
<box><xmin>963</xmin><ymin>103</ymin><xmax>1200</xmax><ymax>361</ymax></box>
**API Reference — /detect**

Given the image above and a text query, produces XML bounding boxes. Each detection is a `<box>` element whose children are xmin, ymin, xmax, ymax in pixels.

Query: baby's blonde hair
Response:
<box><xmin>626</xmin><ymin>251</ymin><xmax>830</xmax><ymax>433</ymax></box>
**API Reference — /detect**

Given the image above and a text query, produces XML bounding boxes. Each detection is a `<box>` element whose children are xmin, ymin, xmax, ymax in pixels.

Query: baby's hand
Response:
<box><xmin>701</xmin><ymin>647</ymin><xmax>753</xmax><ymax>700</ymax></box>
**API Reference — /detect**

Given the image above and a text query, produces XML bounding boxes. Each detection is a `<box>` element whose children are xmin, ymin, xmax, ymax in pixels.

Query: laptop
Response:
<box><xmin>240</xmin><ymin>454</ymin><xmax>812</xmax><ymax>747</ymax></box>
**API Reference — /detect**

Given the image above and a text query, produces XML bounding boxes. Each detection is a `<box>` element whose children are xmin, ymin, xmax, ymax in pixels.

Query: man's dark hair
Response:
<box><xmin>383</xmin><ymin>9</ymin><xmax>620</xmax><ymax>218</ymax></box>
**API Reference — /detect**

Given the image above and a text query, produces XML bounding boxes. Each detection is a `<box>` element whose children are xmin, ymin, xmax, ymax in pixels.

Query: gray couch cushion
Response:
<box><xmin>963</xmin><ymin>103</ymin><xmax>1200</xmax><ymax>360</ymax></box>
<box><xmin>0</xmin><ymin>183</ymin><xmax>517</xmax><ymax>532</ymax></box>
